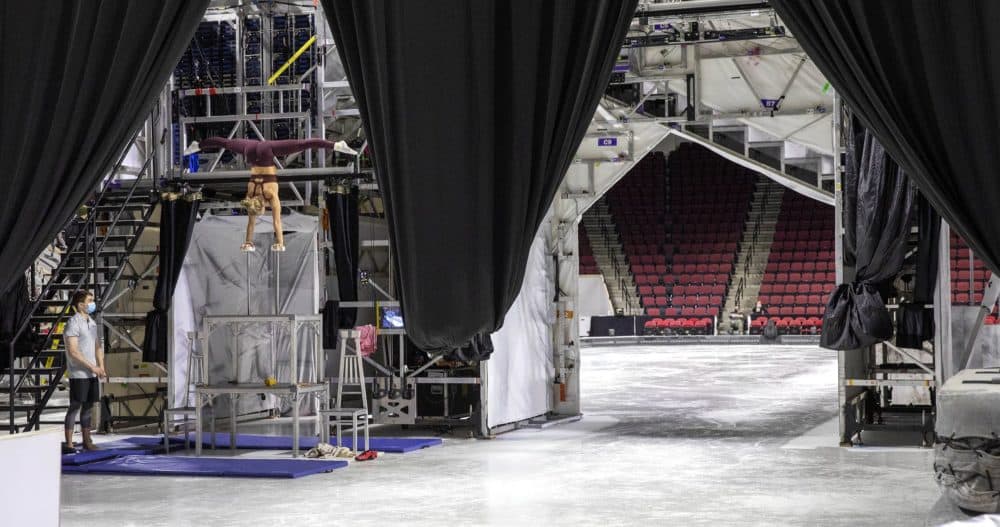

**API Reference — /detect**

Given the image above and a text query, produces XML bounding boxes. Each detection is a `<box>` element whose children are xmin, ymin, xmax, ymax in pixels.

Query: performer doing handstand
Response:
<box><xmin>201</xmin><ymin>137</ymin><xmax>335</xmax><ymax>252</ymax></box>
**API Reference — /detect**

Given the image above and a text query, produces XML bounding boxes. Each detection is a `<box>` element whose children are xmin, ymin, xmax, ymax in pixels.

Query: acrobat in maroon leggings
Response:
<box><xmin>201</xmin><ymin>137</ymin><xmax>335</xmax><ymax>251</ymax></box>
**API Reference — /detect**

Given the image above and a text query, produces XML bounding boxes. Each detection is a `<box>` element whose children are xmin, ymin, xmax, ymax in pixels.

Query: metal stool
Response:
<box><xmin>320</xmin><ymin>408</ymin><xmax>369</xmax><ymax>452</ymax></box>
<box><xmin>319</xmin><ymin>329</ymin><xmax>370</xmax><ymax>452</ymax></box>
<box><xmin>163</xmin><ymin>333</ymin><xmax>209</xmax><ymax>453</ymax></box>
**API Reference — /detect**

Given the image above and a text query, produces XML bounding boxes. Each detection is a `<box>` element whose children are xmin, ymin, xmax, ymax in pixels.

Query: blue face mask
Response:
<box><xmin>86</xmin><ymin>302</ymin><xmax>97</xmax><ymax>314</ymax></box>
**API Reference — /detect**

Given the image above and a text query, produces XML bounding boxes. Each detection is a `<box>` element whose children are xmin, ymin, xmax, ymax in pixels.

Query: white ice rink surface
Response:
<box><xmin>61</xmin><ymin>344</ymin><xmax>946</xmax><ymax>526</ymax></box>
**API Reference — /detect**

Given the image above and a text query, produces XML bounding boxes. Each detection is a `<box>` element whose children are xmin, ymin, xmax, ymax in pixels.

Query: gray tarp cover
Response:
<box><xmin>171</xmin><ymin>212</ymin><xmax>320</xmax><ymax>416</ymax></box>
<box><xmin>935</xmin><ymin>368</ymin><xmax>1000</xmax><ymax>513</ymax></box>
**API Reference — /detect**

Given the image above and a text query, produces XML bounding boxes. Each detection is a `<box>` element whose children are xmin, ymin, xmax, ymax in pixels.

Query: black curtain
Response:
<box><xmin>445</xmin><ymin>333</ymin><xmax>495</xmax><ymax>363</ymax></box>
<box><xmin>821</xmin><ymin>127</ymin><xmax>916</xmax><ymax>350</ymax></box>
<box><xmin>322</xmin><ymin>0</ymin><xmax>637</xmax><ymax>351</ymax></box>
<box><xmin>840</xmin><ymin>120</ymin><xmax>865</xmax><ymax>267</ymax></box>
<box><xmin>771</xmin><ymin>0</ymin><xmax>1000</xmax><ymax>282</ymax></box>
<box><xmin>897</xmin><ymin>195</ymin><xmax>940</xmax><ymax>349</ymax></box>
<box><xmin>0</xmin><ymin>1</ymin><xmax>209</xmax><ymax>296</ymax></box>
<box><xmin>143</xmin><ymin>194</ymin><xmax>201</xmax><ymax>363</ymax></box>
<box><xmin>326</xmin><ymin>186</ymin><xmax>360</xmax><ymax>330</ymax></box>
<box><xmin>1</xmin><ymin>276</ymin><xmax>34</xmax><ymax>371</ymax></box>
<box><xmin>914</xmin><ymin>194</ymin><xmax>940</xmax><ymax>304</ymax></box>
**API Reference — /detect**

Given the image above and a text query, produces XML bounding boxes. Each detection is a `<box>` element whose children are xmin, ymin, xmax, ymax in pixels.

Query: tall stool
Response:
<box><xmin>163</xmin><ymin>332</ymin><xmax>210</xmax><ymax>453</ymax></box>
<box><xmin>320</xmin><ymin>329</ymin><xmax>370</xmax><ymax>452</ymax></box>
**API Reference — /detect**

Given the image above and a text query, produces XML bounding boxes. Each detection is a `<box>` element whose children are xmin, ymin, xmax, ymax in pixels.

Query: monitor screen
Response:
<box><xmin>379</xmin><ymin>306</ymin><xmax>404</xmax><ymax>329</ymax></box>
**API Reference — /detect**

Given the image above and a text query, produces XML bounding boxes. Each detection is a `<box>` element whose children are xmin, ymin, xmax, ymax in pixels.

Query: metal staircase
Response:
<box><xmin>3</xmin><ymin>161</ymin><xmax>158</xmax><ymax>433</ymax></box>
<box><xmin>581</xmin><ymin>200</ymin><xmax>641</xmax><ymax>315</ymax></box>
<box><xmin>724</xmin><ymin>178</ymin><xmax>784</xmax><ymax>317</ymax></box>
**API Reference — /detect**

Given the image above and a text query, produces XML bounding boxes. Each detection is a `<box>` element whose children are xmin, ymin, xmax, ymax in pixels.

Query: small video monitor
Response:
<box><xmin>379</xmin><ymin>306</ymin><xmax>404</xmax><ymax>330</ymax></box>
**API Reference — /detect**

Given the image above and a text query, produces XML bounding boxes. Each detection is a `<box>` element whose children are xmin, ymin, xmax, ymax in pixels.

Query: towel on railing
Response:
<box><xmin>357</xmin><ymin>325</ymin><xmax>377</xmax><ymax>357</ymax></box>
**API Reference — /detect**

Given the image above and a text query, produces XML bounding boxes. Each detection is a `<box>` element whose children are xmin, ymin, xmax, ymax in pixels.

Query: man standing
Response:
<box><xmin>63</xmin><ymin>290</ymin><xmax>105</xmax><ymax>454</ymax></box>
<box><xmin>728</xmin><ymin>308</ymin><xmax>744</xmax><ymax>335</ymax></box>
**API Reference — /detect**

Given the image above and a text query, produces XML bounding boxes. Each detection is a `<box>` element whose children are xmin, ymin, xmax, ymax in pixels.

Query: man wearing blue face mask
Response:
<box><xmin>63</xmin><ymin>290</ymin><xmax>106</xmax><ymax>453</ymax></box>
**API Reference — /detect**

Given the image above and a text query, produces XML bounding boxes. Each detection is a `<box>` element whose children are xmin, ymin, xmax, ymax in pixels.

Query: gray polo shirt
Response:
<box><xmin>64</xmin><ymin>313</ymin><xmax>100</xmax><ymax>379</ymax></box>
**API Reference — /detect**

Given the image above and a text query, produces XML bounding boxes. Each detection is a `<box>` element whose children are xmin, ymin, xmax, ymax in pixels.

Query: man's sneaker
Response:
<box><xmin>62</xmin><ymin>443</ymin><xmax>77</xmax><ymax>455</ymax></box>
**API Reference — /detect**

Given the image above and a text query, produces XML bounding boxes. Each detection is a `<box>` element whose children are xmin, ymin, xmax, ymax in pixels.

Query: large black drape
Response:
<box><xmin>771</xmin><ymin>0</ymin><xmax>1000</xmax><ymax>282</ymax></box>
<box><xmin>326</xmin><ymin>186</ymin><xmax>360</xmax><ymax>330</ymax></box>
<box><xmin>821</xmin><ymin>127</ymin><xmax>916</xmax><ymax>350</ymax></box>
<box><xmin>840</xmin><ymin>121</ymin><xmax>865</xmax><ymax>267</ymax></box>
<box><xmin>0</xmin><ymin>1</ymin><xmax>209</xmax><ymax>296</ymax></box>
<box><xmin>143</xmin><ymin>194</ymin><xmax>201</xmax><ymax>363</ymax></box>
<box><xmin>897</xmin><ymin>194</ymin><xmax>940</xmax><ymax>348</ymax></box>
<box><xmin>0</xmin><ymin>277</ymin><xmax>34</xmax><ymax>371</ymax></box>
<box><xmin>322</xmin><ymin>0</ymin><xmax>637</xmax><ymax>351</ymax></box>
<box><xmin>914</xmin><ymin>194</ymin><xmax>940</xmax><ymax>305</ymax></box>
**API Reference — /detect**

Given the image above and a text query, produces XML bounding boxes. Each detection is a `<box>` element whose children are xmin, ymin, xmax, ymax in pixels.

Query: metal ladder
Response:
<box><xmin>3</xmin><ymin>157</ymin><xmax>158</xmax><ymax>433</ymax></box>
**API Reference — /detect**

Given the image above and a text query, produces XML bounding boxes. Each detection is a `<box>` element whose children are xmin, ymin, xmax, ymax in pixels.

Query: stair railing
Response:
<box><xmin>734</xmin><ymin>277</ymin><xmax>745</xmax><ymax>311</ymax></box>
<box><xmin>589</xmin><ymin>196</ymin><xmax>649</xmax><ymax>315</ymax></box>
<box><xmin>5</xmin><ymin>124</ymin><xmax>155</xmax><ymax>432</ymax></box>
<box><xmin>596</xmin><ymin>200</ymin><xmax>642</xmax><ymax>314</ymax></box>
<box><xmin>733</xmin><ymin>181</ymin><xmax>770</xmax><ymax>311</ymax></box>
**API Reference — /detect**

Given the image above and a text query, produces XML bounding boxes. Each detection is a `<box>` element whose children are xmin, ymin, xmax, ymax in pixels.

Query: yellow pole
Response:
<box><xmin>268</xmin><ymin>35</ymin><xmax>317</xmax><ymax>85</ymax></box>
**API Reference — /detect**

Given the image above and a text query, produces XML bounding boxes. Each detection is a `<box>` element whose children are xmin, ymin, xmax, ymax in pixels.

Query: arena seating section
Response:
<box><xmin>950</xmin><ymin>232</ymin><xmax>1000</xmax><ymax>324</ymax></box>
<box><xmin>752</xmin><ymin>192</ymin><xmax>835</xmax><ymax>335</ymax></box>
<box><xmin>591</xmin><ymin>143</ymin><xmax>994</xmax><ymax>335</ymax></box>
<box><xmin>579</xmin><ymin>232</ymin><xmax>599</xmax><ymax>275</ymax></box>
<box><xmin>601</xmin><ymin>144</ymin><xmax>756</xmax><ymax>334</ymax></box>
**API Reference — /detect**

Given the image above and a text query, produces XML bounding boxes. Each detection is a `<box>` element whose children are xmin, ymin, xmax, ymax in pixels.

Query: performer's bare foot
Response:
<box><xmin>241</xmin><ymin>242</ymin><xmax>256</xmax><ymax>252</ymax></box>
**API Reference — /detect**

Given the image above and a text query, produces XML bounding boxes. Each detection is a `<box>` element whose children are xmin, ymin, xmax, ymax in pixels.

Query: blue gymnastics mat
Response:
<box><xmin>62</xmin><ymin>455</ymin><xmax>348</xmax><ymax>478</ymax></box>
<box><xmin>111</xmin><ymin>436</ymin><xmax>185</xmax><ymax>448</ymax></box>
<box><xmin>62</xmin><ymin>437</ymin><xmax>181</xmax><ymax>465</ymax></box>
<box><xmin>63</xmin><ymin>448</ymin><xmax>154</xmax><ymax>466</ymax></box>
<box><xmin>183</xmin><ymin>433</ymin><xmax>442</xmax><ymax>453</ymax></box>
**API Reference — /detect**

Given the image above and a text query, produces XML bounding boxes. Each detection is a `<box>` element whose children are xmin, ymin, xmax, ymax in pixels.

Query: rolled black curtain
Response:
<box><xmin>0</xmin><ymin>1</ymin><xmax>209</xmax><ymax>296</ymax></box>
<box><xmin>771</xmin><ymin>0</ymin><xmax>1000</xmax><ymax>283</ymax></box>
<box><xmin>897</xmin><ymin>194</ymin><xmax>940</xmax><ymax>349</ymax></box>
<box><xmin>914</xmin><ymin>194</ymin><xmax>940</xmax><ymax>305</ymax></box>
<box><xmin>446</xmin><ymin>332</ymin><xmax>494</xmax><ymax>363</ymax></box>
<box><xmin>840</xmin><ymin>119</ymin><xmax>865</xmax><ymax>267</ymax></box>
<box><xmin>326</xmin><ymin>186</ymin><xmax>360</xmax><ymax>330</ymax></box>
<box><xmin>322</xmin><ymin>0</ymin><xmax>637</xmax><ymax>351</ymax></box>
<box><xmin>821</xmin><ymin>127</ymin><xmax>916</xmax><ymax>350</ymax></box>
<box><xmin>143</xmin><ymin>194</ymin><xmax>202</xmax><ymax>363</ymax></box>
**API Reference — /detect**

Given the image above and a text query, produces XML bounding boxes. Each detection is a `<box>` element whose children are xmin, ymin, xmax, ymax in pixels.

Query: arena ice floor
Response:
<box><xmin>62</xmin><ymin>344</ymin><xmax>944</xmax><ymax>526</ymax></box>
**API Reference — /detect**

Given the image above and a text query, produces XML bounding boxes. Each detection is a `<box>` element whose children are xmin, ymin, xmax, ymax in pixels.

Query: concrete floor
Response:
<box><xmin>61</xmin><ymin>344</ymin><xmax>946</xmax><ymax>526</ymax></box>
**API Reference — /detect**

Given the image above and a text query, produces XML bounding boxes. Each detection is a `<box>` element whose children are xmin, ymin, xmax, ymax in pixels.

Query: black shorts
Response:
<box><xmin>69</xmin><ymin>377</ymin><xmax>100</xmax><ymax>406</ymax></box>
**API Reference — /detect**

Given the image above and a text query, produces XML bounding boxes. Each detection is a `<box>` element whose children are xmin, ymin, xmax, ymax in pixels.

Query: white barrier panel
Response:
<box><xmin>0</xmin><ymin>429</ymin><xmax>61</xmax><ymax>526</ymax></box>
<box><xmin>488</xmin><ymin>221</ymin><xmax>556</xmax><ymax>428</ymax></box>
<box><xmin>577</xmin><ymin>275</ymin><xmax>613</xmax><ymax>317</ymax></box>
